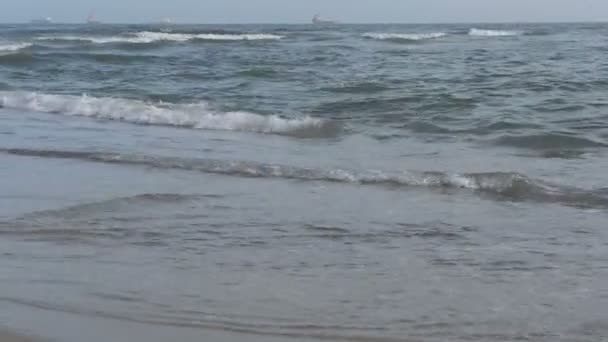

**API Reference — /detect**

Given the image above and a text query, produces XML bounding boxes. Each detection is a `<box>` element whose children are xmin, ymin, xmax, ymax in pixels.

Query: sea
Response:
<box><xmin>1</xmin><ymin>22</ymin><xmax>608</xmax><ymax>342</ymax></box>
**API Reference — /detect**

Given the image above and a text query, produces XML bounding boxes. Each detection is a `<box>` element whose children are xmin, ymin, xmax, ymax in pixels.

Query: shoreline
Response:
<box><xmin>0</xmin><ymin>330</ymin><xmax>41</xmax><ymax>342</ymax></box>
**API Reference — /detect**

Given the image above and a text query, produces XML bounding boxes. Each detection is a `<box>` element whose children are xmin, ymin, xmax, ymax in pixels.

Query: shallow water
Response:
<box><xmin>1</xmin><ymin>22</ymin><xmax>608</xmax><ymax>341</ymax></box>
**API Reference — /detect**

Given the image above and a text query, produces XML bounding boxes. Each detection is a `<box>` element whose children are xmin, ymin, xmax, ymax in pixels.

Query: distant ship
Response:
<box><xmin>30</xmin><ymin>17</ymin><xmax>53</xmax><ymax>24</ymax></box>
<box><xmin>86</xmin><ymin>12</ymin><xmax>102</xmax><ymax>25</ymax></box>
<box><xmin>312</xmin><ymin>14</ymin><xmax>336</xmax><ymax>25</ymax></box>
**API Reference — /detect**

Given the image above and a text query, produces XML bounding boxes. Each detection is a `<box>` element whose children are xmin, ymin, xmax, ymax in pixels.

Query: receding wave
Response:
<box><xmin>0</xmin><ymin>297</ymin><xmax>397</xmax><ymax>342</ymax></box>
<box><xmin>0</xmin><ymin>42</ymin><xmax>32</xmax><ymax>52</ymax></box>
<box><xmin>469</xmin><ymin>28</ymin><xmax>522</xmax><ymax>37</ymax></box>
<box><xmin>0</xmin><ymin>91</ymin><xmax>338</xmax><ymax>138</ymax></box>
<box><xmin>19</xmin><ymin>193</ymin><xmax>210</xmax><ymax>221</ymax></box>
<box><xmin>37</xmin><ymin>31</ymin><xmax>283</xmax><ymax>44</ymax></box>
<box><xmin>1</xmin><ymin>193</ymin><xmax>221</xmax><ymax>243</ymax></box>
<box><xmin>2</xmin><ymin>147</ymin><xmax>607</xmax><ymax>208</ymax></box>
<box><xmin>362</xmin><ymin>32</ymin><xmax>447</xmax><ymax>41</ymax></box>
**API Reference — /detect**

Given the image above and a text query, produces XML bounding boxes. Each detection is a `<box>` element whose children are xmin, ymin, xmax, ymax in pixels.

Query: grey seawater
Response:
<box><xmin>1</xmin><ymin>23</ymin><xmax>608</xmax><ymax>341</ymax></box>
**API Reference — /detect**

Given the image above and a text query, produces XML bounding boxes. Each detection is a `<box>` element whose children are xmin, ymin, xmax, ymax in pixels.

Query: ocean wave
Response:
<box><xmin>494</xmin><ymin>133</ymin><xmax>608</xmax><ymax>150</ymax></box>
<box><xmin>238</xmin><ymin>67</ymin><xmax>278</xmax><ymax>78</ymax></box>
<box><xmin>0</xmin><ymin>42</ymin><xmax>33</xmax><ymax>53</ymax></box>
<box><xmin>0</xmin><ymin>91</ymin><xmax>338</xmax><ymax>138</ymax></box>
<box><xmin>0</xmin><ymin>51</ymin><xmax>34</xmax><ymax>65</ymax></box>
<box><xmin>54</xmin><ymin>52</ymin><xmax>160</xmax><ymax>64</ymax></box>
<box><xmin>321</xmin><ymin>81</ymin><xmax>390</xmax><ymax>94</ymax></box>
<box><xmin>407</xmin><ymin>121</ymin><xmax>543</xmax><ymax>135</ymax></box>
<box><xmin>362</xmin><ymin>32</ymin><xmax>447</xmax><ymax>41</ymax></box>
<box><xmin>37</xmin><ymin>35</ymin><xmax>147</xmax><ymax>44</ymax></box>
<box><xmin>136</xmin><ymin>31</ymin><xmax>284</xmax><ymax>41</ymax></box>
<box><xmin>20</xmin><ymin>193</ymin><xmax>211</xmax><ymax>221</ymax></box>
<box><xmin>469</xmin><ymin>28</ymin><xmax>522</xmax><ymax>37</ymax></box>
<box><xmin>2</xmin><ymin>148</ymin><xmax>607</xmax><ymax>208</ymax></box>
<box><xmin>37</xmin><ymin>31</ymin><xmax>283</xmax><ymax>44</ymax></box>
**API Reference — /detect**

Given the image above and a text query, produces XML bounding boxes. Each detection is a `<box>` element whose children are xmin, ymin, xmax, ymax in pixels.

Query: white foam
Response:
<box><xmin>133</xmin><ymin>31</ymin><xmax>284</xmax><ymax>42</ymax></box>
<box><xmin>469</xmin><ymin>28</ymin><xmax>521</xmax><ymax>37</ymax></box>
<box><xmin>447</xmin><ymin>174</ymin><xmax>479</xmax><ymax>189</ymax></box>
<box><xmin>37</xmin><ymin>32</ymin><xmax>283</xmax><ymax>44</ymax></box>
<box><xmin>0</xmin><ymin>43</ymin><xmax>32</xmax><ymax>52</ymax></box>
<box><xmin>192</xmin><ymin>33</ymin><xmax>284</xmax><ymax>41</ymax></box>
<box><xmin>0</xmin><ymin>91</ymin><xmax>330</xmax><ymax>136</ymax></box>
<box><xmin>37</xmin><ymin>35</ymin><xmax>152</xmax><ymax>44</ymax></box>
<box><xmin>362</xmin><ymin>32</ymin><xmax>447</xmax><ymax>41</ymax></box>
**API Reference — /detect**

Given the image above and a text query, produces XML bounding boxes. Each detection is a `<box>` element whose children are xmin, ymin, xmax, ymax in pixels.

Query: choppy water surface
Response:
<box><xmin>1</xmin><ymin>23</ymin><xmax>608</xmax><ymax>342</ymax></box>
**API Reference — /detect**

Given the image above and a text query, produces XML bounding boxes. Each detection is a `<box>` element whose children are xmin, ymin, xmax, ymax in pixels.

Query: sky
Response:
<box><xmin>2</xmin><ymin>0</ymin><xmax>607</xmax><ymax>24</ymax></box>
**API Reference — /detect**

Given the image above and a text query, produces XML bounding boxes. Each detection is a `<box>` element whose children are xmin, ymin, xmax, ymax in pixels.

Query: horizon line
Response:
<box><xmin>2</xmin><ymin>19</ymin><xmax>607</xmax><ymax>25</ymax></box>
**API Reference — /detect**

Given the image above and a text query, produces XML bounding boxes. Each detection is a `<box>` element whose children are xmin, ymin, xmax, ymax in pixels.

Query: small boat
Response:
<box><xmin>312</xmin><ymin>14</ymin><xmax>336</xmax><ymax>25</ymax></box>
<box><xmin>30</xmin><ymin>17</ymin><xmax>53</xmax><ymax>24</ymax></box>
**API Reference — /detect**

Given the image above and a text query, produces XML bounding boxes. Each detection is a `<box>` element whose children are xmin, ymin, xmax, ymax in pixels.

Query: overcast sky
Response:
<box><xmin>2</xmin><ymin>0</ymin><xmax>606</xmax><ymax>24</ymax></box>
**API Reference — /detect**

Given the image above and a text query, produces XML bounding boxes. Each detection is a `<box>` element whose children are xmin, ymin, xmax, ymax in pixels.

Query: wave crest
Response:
<box><xmin>2</xmin><ymin>148</ymin><xmax>607</xmax><ymax>208</ymax></box>
<box><xmin>0</xmin><ymin>43</ymin><xmax>33</xmax><ymax>53</ymax></box>
<box><xmin>469</xmin><ymin>28</ymin><xmax>521</xmax><ymax>37</ymax></box>
<box><xmin>362</xmin><ymin>32</ymin><xmax>447</xmax><ymax>41</ymax></box>
<box><xmin>37</xmin><ymin>31</ymin><xmax>283</xmax><ymax>44</ymax></box>
<box><xmin>0</xmin><ymin>91</ymin><xmax>338</xmax><ymax>138</ymax></box>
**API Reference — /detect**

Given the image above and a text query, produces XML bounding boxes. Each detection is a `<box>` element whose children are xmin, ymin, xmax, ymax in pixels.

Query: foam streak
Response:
<box><xmin>469</xmin><ymin>28</ymin><xmax>521</xmax><ymax>37</ymax></box>
<box><xmin>0</xmin><ymin>43</ymin><xmax>32</xmax><ymax>52</ymax></box>
<box><xmin>1</xmin><ymin>147</ymin><xmax>607</xmax><ymax>208</ymax></box>
<box><xmin>362</xmin><ymin>32</ymin><xmax>447</xmax><ymax>41</ymax></box>
<box><xmin>37</xmin><ymin>32</ymin><xmax>283</xmax><ymax>44</ymax></box>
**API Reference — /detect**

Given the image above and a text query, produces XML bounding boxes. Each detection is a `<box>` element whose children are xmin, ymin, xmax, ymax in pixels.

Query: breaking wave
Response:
<box><xmin>0</xmin><ymin>91</ymin><xmax>338</xmax><ymax>138</ymax></box>
<box><xmin>469</xmin><ymin>28</ymin><xmax>522</xmax><ymax>37</ymax></box>
<box><xmin>2</xmin><ymin>148</ymin><xmax>607</xmax><ymax>208</ymax></box>
<box><xmin>362</xmin><ymin>32</ymin><xmax>447</xmax><ymax>41</ymax></box>
<box><xmin>37</xmin><ymin>31</ymin><xmax>283</xmax><ymax>44</ymax></box>
<box><xmin>0</xmin><ymin>42</ymin><xmax>32</xmax><ymax>53</ymax></box>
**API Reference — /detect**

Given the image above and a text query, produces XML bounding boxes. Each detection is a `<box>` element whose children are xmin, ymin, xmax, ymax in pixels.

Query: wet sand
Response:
<box><xmin>0</xmin><ymin>300</ymin><xmax>327</xmax><ymax>342</ymax></box>
<box><xmin>0</xmin><ymin>330</ymin><xmax>40</xmax><ymax>342</ymax></box>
